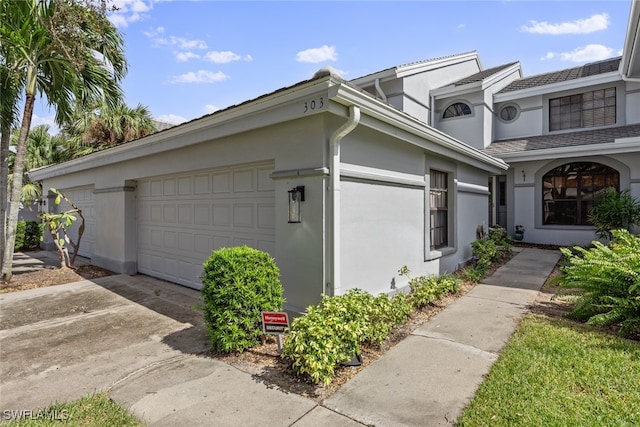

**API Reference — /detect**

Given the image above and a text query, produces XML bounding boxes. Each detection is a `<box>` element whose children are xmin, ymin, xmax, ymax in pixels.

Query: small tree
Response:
<box><xmin>588</xmin><ymin>188</ymin><xmax>640</xmax><ymax>240</ymax></box>
<box><xmin>38</xmin><ymin>188</ymin><xmax>85</xmax><ymax>269</ymax></box>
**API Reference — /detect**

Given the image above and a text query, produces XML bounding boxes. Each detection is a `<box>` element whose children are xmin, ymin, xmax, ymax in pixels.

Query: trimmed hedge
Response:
<box><xmin>201</xmin><ymin>246</ymin><xmax>284</xmax><ymax>353</ymax></box>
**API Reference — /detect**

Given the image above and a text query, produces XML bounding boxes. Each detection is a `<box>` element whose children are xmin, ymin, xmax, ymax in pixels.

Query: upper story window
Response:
<box><xmin>498</xmin><ymin>104</ymin><xmax>519</xmax><ymax>123</ymax></box>
<box><xmin>549</xmin><ymin>87</ymin><xmax>616</xmax><ymax>131</ymax></box>
<box><xmin>542</xmin><ymin>162</ymin><xmax>619</xmax><ymax>226</ymax></box>
<box><xmin>442</xmin><ymin>102</ymin><xmax>472</xmax><ymax>119</ymax></box>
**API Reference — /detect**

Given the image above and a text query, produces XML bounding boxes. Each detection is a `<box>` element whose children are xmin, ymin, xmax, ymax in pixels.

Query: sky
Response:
<box><xmin>31</xmin><ymin>0</ymin><xmax>635</xmax><ymax>132</ymax></box>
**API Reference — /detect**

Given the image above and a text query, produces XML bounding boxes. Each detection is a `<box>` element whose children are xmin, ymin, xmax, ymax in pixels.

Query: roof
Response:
<box><xmin>499</xmin><ymin>57</ymin><xmax>622</xmax><ymax>94</ymax></box>
<box><xmin>350</xmin><ymin>51</ymin><xmax>479</xmax><ymax>82</ymax></box>
<box><xmin>483</xmin><ymin>124</ymin><xmax>640</xmax><ymax>156</ymax></box>
<box><xmin>451</xmin><ymin>62</ymin><xmax>519</xmax><ymax>86</ymax></box>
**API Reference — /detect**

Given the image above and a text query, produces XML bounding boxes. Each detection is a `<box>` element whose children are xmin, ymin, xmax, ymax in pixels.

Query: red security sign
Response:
<box><xmin>261</xmin><ymin>311</ymin><xmax>289</xmax><ymax>334</ymax></box>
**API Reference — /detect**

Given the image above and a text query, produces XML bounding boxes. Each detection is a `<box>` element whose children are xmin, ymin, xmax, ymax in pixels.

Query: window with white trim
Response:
<box><xmin>442</xmin><ymin>102</ymin><xmax>472</xmax><ymax>119</ymax></box>
<box><xmin>542</xmin><ymin>162</ymin><xmax>619</xmax><ymax>225</ymax></box>
<box><xmin>430</xmin><ymin>170</ymin><xmax>448</xmax><ymax>249</ymax></box>
<box><xmin>549</xmin><ymin>87</ymin><xmax>616</xmax><ymax>131</ymax></box>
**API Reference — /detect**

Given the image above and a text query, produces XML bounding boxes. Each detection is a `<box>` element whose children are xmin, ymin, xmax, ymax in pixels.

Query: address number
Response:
<box><xmin>303</xmin><ymin>97</ymin><xmax>325</xmax><ymax>113</ymax></box>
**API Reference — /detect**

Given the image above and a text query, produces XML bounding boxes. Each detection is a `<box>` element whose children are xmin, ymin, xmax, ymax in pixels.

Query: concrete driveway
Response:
<box><xmin>0</xmin><ymin>275</ymin><xmax>342</xmax><ymax>426</ymax></box>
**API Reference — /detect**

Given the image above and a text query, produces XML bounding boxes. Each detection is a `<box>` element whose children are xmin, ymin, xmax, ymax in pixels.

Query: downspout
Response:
<box><xmin>374</xmin><ymin>78</ymin><xmax>387</xmax><ymax>102</ymax></box>
<box><xmin>329</xmin><ymin>105</ymin><xmax>361</xmax><ymax>297</ymax></box>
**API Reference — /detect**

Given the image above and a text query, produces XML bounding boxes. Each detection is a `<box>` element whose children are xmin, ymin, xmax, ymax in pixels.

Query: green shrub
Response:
<box><xmin>557</xmin><ymin>230</ymin><xmax>640</xmax><ymax>338</ymax></box>
<box><xmin>471</xmin><ymin>238</ymin><xmax>497</xmax><ymax>270</ymax></box>
<box><xmin>201</xmin><ymin>246</ymin><xmax>284</xmax><ymax>353</ymax></box>
<box><xmin>588</xmin><ymin>188</ymin><xmax>640</xmax><ymax>240</ymax></box>
<box><xmin>487</xmin><ymin>225</ymin><xmax>512</xmax><ymax>258</ymax></box>
<box><xmin>407</xmin><ymin>274</ymin><xmax>460</xmax><ymax>309</ymax></box>
<box><xmin>282</xmin><ymin>289</ymin><xmax>412</xmax><ymax>385</ymax></box>
<box><xmin>14</xmin><ymin>220</ymin><xmax>42</xmax><ymax>250</ymax></box>
<box><xmin>460</xmin><ymin>266</ymin><xmax>485</xmax><ymax>284</ymax></box>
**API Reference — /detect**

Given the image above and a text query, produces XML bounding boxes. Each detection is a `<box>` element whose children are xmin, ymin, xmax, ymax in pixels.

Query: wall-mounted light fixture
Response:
<box><xmin>288</xmin><ymin>186</ymin><xmax>305</xmax><ymax>223</ymax></box>
<box><xmin>522</xmin><ymin>170</ymin><xmax>526</xmax><ymax>182</ymax></box>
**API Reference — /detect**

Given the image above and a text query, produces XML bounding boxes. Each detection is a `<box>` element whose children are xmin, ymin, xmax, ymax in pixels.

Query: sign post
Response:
<box><xmin>261</xmin><ymin>311</ymin><xmax>290</xmax><ymax>351</ymax></box>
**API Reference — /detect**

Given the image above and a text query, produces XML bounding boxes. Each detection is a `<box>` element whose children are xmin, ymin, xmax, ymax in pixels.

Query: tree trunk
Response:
<box><xmin>0</xmin><ymin>126</ymin><xmax>10</xmax><ymax>268</ymax></box>
<box><xmin>0</xmin><ymin>94</ymin><xmax>35</xmax><ymax>282</ymax></box>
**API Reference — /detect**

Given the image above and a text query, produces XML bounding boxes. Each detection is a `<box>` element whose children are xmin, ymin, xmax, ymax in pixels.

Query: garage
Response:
<box><xmin>136</xmin><ymin>161</ymin><xmax>275</xmax><ymax>289</ymax></box>
<box><xmin>59</xmin><ymin>185</ymin><xmax>95</xmax><ymax>259</ymax></box>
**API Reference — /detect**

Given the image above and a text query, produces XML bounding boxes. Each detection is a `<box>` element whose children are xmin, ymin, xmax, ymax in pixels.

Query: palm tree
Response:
<box><xmin>0</xmin><ymin>0</ymin><xmax>127</xmax><ymax>281</ymax></box>
<box><xmin>65</xmin><ymin>100</ymin><xmax>157</xmax><ymax>150</ymax></box>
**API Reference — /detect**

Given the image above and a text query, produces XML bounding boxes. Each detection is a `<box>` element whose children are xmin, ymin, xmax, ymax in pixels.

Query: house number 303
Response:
<box><xmin>303</xmin><ymin>98</ymin><xmax>324</xmax><ymax>113</ymax></box>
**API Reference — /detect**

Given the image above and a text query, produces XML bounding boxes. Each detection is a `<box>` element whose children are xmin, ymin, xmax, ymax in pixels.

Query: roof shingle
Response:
<box><xmin>499</xmin><ymin>57</ymin><xmax>621</xmax><ymax>93</ymax></box>
<box><xmin>483</xmin><ymin>124</ymin><xmax>640</xmax><ymax>156</ymax></box>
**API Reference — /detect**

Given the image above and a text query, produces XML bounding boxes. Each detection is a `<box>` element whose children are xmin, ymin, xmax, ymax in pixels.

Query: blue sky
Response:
<box><xmin>32</xmin><ymin>0</ymin><xmax>634</xmax><ymax>131</ymax></box>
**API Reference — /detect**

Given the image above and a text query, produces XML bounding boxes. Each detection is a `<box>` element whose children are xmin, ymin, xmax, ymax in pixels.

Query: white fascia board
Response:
<box><xmin>29</xmin><ymin>77</ymin><xmax>337</xmax><ymax>181</ymax></box>
<box><xmin>349</xmin><ymin>52</ymin><xmax>480</xmax><ymax>86</ymax></box>
<box><xmin>620</xmin><ymin>0</ymin><xmax>640</xmax><ymax>78</ymax></box>
<box><xmin>329</xmin><ymin>83</ymin><xmax>508</xmax><ymax>173</ymax></box>
<box><xmin>395</xmin><ymin>52</ymin><xmax>480</xmax><ymax>78</ymax></box>
<box><xmin>493</xmin><ymin>72</ymin><xmax>621</xmax><ymax>103</ymax></box>
<box><xmin>431</xmin><ymin>63</ymin><xmax>522</xmax><ymax>99</ymax></box>
<box><xmin>431</xmin><ymin>82</ymin><xmax>481</xmax><ymax>99</ymax></box>
<box><xmin>493</xmin><ymin>140</ymin><xmax>640</xmax><ymax>163</ymax></box>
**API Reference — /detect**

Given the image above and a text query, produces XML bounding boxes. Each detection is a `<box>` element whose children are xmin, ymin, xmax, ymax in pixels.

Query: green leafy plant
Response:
<box><xmin>282</xmin><ymin>289</ymin><xmax>412</xmax><ymax>385</ymax></box>
<box><xmin>588</xmin><ymin>188</ymin><xmax>640</xmax><ymax>240</ymax></box>
<box><xmin>201</xmin><ymin>246</ymin><xmax>284</xmax><ymax>353</ymax></box>
<box><xmin>14</xmin><ymin>220</ymin><xmax>42</xmax><ymax>250</ymax></box>
<box><xmin>470</xmin><ymin>226</ymin><xmax>512</xmax><ymax>273</ymax></box>
<box><xmin>38</xmin><ymin>188</ymin><xmax>85</xmax><ymax>268</ymax></box>
<box><xmin>399</xmin><ymin>268</ymin><xmax>461</xmax><ymax>309</ymax></box>
<box><xmin>556</xmin><ymin>230</ymin><xmax>640</xmax><ymax>338</ymax></box>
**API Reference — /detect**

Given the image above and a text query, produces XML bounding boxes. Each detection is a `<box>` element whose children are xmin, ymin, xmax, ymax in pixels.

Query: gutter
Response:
<box><xmin>328</xmin><ymin>105</ymin><xmax>361</xmax><ymax>297</ymax></box>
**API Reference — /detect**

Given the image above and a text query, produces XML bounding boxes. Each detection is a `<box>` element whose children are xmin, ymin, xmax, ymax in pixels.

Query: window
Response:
<box><xmin>430</xmin><ymin>170</ymin><xmax>448</xmax><ymax>249</ymax></box>
<box><xmin>443</xmin><ymin>102</ymin><xmax>472</xmax><ymax>119</ymax></box>
<box><xmin>498</xmin><ymin>104</ymin><xmax>519</xmax><ymax>123</ymax></box>
<box><xmin>542</xmin><ymin>162</ymin><xmax>619</xmax><ymax>225</ymax></box>
<box><xmin>549</xmin><ymin>87</ymin><xmax>616</xmax><ymax>131</ymax></box>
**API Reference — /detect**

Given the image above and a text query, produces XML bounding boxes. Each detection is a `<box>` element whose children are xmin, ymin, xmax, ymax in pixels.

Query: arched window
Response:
<box><xmin>542</xmin><ymin>162</ymin><xmax>619</xmax><ymax>225</ymax></box>
<box><xmin>442</xmin><ymin>102</ymin><xmax>472</xmax><ymax>119</ymax></box>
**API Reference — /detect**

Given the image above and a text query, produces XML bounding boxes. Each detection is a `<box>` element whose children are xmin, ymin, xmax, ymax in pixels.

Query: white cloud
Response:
<box><xmin>176</xmin><ymin>52</ymin><xmax>200</xmax><ymax>62</ymax></box>
<box><xmin>542</xmin><ymin>44</ymin><xmax>615</xmax><ymax>63</ymax></box>
<box><xmin>205</xmin><ymin>51</ymin><xmax>239</xmax><ymax>63</ymax></box>
<box><xmin>204</xmin><ymin>104</ymin><xmax>219</xmax><ymax>114</ymax></box>
<box><xmin>296</xmin><ymin>45</ymin><xmax>337</xmax><ymax>63</ymax></box>
<box><xmin>108</xmin><ymin>0</ymin><xmax>154</xmax><ymax>28</ymax></box>
<box><xmin>30</xmin><ymin>114</ymin><xmax>58</xmax><ymax>134</ymax></box>
<box><xmin>522</xmin><ymin>13</ymin><xmax>609</xmax><ymax>35</ymax></box>
<box><xmin>168</xmin><ymin>70</ymin><xmax>229</xmax><ymax>84</ymax></box>
<box><xmin>155</xmin><ymin>114</ymin><xmax>187</xmax><ymax>125</ymax></box>
<box><xmin>457</xmin><ymin>24</ymin><xmax>466</xmax><ymax>29</ymax></box>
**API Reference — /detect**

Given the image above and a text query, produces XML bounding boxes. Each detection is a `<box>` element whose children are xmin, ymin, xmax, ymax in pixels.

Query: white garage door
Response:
<box><xmin>58</xmin><ymin>186</ymin><xmax>95</xmax><ymax>259</ymax></box>
<box><xmin>136</xmin><ymin>162</ymin><xmax>275</xmax><ymax>289</ymax></box>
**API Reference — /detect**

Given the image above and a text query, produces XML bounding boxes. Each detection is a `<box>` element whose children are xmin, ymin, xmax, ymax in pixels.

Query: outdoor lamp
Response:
<box><xmin>288</xmin><ymin>186</ymin><xmax>305</xmax><ymax>223</ymax></box>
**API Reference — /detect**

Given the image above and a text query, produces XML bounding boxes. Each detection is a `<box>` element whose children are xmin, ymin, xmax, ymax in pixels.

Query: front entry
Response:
<box><xmin>489</xmin><ymin>175</ymin><xmax>507</xmax><ymax>228</ymax></box>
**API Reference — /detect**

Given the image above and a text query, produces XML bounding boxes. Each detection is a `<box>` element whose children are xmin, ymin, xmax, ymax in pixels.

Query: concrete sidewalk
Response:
<box><xmin>0</xmin><ymin>248</ymin><xmax>560</xmax><ymax>426</ymax></box>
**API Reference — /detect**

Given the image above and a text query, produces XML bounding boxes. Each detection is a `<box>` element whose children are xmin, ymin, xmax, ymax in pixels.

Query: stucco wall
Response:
<box><xmin>508</xmin><ymin>152</ymin><xmax>640</xmax><ymax>246</ymax></box>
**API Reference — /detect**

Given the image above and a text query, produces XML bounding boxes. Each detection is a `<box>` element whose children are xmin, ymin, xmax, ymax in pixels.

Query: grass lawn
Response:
<box><xmin>458</xmin><ymin>315</ymin><xmax>640</xmax><ymax>426</ymax></box>
<box><xmin>3</xmin><ymin>393</ymin><xmax>143</xmax><ymax>426</ymax></box>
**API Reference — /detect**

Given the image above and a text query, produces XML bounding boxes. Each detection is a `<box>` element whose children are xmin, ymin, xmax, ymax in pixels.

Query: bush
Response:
<box><xmin>556</xmin><ymin>230</ymin><xmax>640</xmax><ymax>338</ymax></box>
<box><xmin>201</xmin><ymin>246</ymin><xmax>284</xmax><ymax>353</ymax></box>
<box><xmin>282</xmin><ymin>289</ymin><xmax>412</xmax><ymax>385</ymax></box>
<box><xmin>14</xmin><ymin>220</ymin><xmax>42</xmax><ymax>250</ymax></box>
<box><xmin>588</xmin><ymin>188</ymin><xmax>640</xmax><ymax>240</ymax></box>
<box><xmin>471</xmin><ymin>226</ymin><xmax>512</xmax><ymax>272</ymax></box>
<box><xmin>407</xmin><ymin>274</ymin><xmax>461</xmax><ymax>309</ymax></box>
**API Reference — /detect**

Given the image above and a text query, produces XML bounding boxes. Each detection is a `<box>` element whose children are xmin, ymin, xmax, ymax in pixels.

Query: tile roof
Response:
<box><xmin>499</xmin><ymin>57</ymin><xmax>621</xmax><ymax>93</ymax></box>
<box><xmin>452</xmin><ymin>62</ymin><xmax>519</xmax><ymax>86</ymax></box>
<box><xmin>483</xmin><ymin>124</ymin><xmax>640</xmax><ymax>156</ymax></box>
